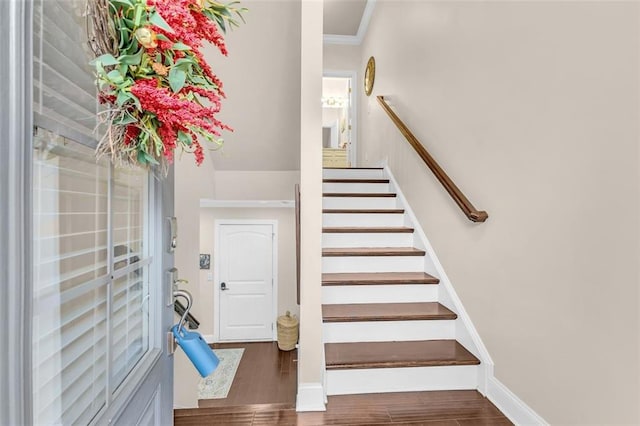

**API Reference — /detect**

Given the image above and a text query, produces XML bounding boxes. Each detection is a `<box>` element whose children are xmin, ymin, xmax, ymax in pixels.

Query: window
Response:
<box><xmin>32</xmin><ymin>129</ymin><xmax>154</xmax><ymax>425</ymax></box>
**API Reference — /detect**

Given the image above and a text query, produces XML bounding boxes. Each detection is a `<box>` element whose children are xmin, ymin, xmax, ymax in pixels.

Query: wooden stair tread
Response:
<box><xmin>323</xmin><ymin>192</ymin><xmax>397</xmax><ymax>197</ymax></box>
<box><xmin>323</xmin><ymin>209</ymin><xmax>405</xmax><ymax>214</ymax></box>
<box><xmin>323</xmin><ymin>227</ymin><xmax>414</xmax><ymax>234</ymax></box>
<box><xmin>322</xmin><ymin>272</ymin><xmax>439</xmax><ymax>285</ymax></box>
<box><xmin>322</xmin><ymin>302</ymin><xmax>457</xmax><ymax>322</ymax></box>
<box><xmin>325</xmin><ymin>340</ymin><xmax>480</xmax><ymax>370</ymax></box>
<box><xmin>323</xmin><ymin>179</ymin><xmax>390</xmax><ymax>183</ymax></box>
<box><xmin>323</xmin><ymin>247</ymin><xmax>426</xmax><ymax>257</ymax></box>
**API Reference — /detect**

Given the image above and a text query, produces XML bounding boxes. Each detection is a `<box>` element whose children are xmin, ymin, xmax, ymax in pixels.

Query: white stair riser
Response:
<box><xmin>322</xmin><ymin>284</ymin><xmax>438</xmax><ymax>304</ymax></box>
<box><xmin>322</xmin><ymin>233</ymin><xmax>414</xmax><ymax>248</ymax></box>
<box><xmin>323</xmin><ymin>320</ymin><xmax>455</xmax><ymax>343</ymax></box>
<box><xmin>323</xmin><ymin>169</ymin><xmax>385</xmax><ymax>179</ymax></box>
<box><xmin>323</xmin><ymin>213</ymin><xmax>405</xmax><ymax>227</ymax></box>
<box><xmin>323</xmin><ymin>183</ymin><xmax>390</xmax><ymax>193</ymax></box>
<box><xmin>323</xmin><ymin>256</ymin><xmax>424</xmax><ymax>273</ymax></box>
<box><xmin>323</xmin><ymin>197</ymin><xmax>397</xmax><ymax>210</ymax></box>
<box><xmin>326</xmin><ymin>365</ymin><xmax>479</xmax><ymax>395</ymax></box>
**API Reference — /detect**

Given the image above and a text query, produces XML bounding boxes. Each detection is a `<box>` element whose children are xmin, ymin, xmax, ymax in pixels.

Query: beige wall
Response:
<box><xmin>213</xmin><ymin>170</ymin><xmax>300</xmax><ymax>200</ymax></box>
<box><xmin>324</xmin><ymin>44</ymin><xmax>361</xmax><ymax>71</ymax></box>
<box><xmin>359</xmin><ymin>1</ymin><xmax>640</xmax><ymax>424</ymax></box>
<box><xmin>198</xmin><ymin>207</ymin><xmax>298</xmax><ymax>337</ymax></box>
<box><xmin>203</xmin><ymin>0</ymin><xmax>301</xmax><ymax>171</ymax></box>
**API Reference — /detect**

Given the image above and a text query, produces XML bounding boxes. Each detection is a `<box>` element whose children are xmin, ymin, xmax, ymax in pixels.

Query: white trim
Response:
<box><xmin>487</xmin><ymin>377</ymin><xmax>548</xmax><ymax>426</ymax></box>
<box><xmin>323</xmin><ymin>70</ymin><xmax>358</xmax><ymax>167</ymax></box>
<box><xmin>213</xmin><ymin>219</ymin><xmax>278</xmax><ymax>342</ymax></box>
<box><xmin>323</xmin><ymin>0</ymin><xmax>376</xmax><ymax>46</ymax></box>
<box><xmin>202</xmin><ymin>334</ymin><xmax>215</xmax><ymax>344</ymax></box>
<box><xmin>295</xmin><ymin>383</ymin><xmax>326</xmax><ymax>412</ymax></box>
<box><xmin>384</xmin><ymin>165</ymin><xmax>495</xmax><ymax>394</ymax></box>
<box><xmin>200</xmin><ymin>199</ymin><xmax>294</xmax><ymax>208</ymax></box>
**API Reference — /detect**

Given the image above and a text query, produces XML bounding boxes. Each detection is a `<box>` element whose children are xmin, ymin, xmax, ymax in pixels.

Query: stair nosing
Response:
<box><xmin>323</xmin><ymin>192</ymin><xmax>397</xmax><ymax>198</ymax></box>
<box><xmin>322</xmin><ymin>302</ymin><xmax>457</xmax><ymax>323</ymax></box>
<box><xmin>325</xmin><ymin>340</ymin><xmax>480</xmax><ymax>370</ymax></box>
<box><xmin>323</xmin><ymin>227</ymin><xmax>414</xmax><ymax>234</ymax></box>
<box><xmin>323</xmin><ymin>209</ymin><xmax>405</xmax><ymax>214</ymax></box>
<box><xmin>323</xmin><ymin>179</ymin><xmax>390</xmax><ymax>184</ymax></box>
<box><xmin>323</xmin><ymin>247</ymin><xmax>426</xmax><ymax>257</ymax></box>
<box><xmin>322</xmin><ymin>272</ymin><xmax>440</xmax><ymax>286</ymax></box>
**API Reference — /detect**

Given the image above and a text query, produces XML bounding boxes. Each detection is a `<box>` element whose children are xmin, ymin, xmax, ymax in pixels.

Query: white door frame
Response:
<box><xmin>213</xmin><ymin>219</ymin><xmax>278</xmax><ymax>342</ymax></box>
<box><xmin>324</xmin><ymin>70</ymin><xmax>358</xmax><ymax>167</ymax></box>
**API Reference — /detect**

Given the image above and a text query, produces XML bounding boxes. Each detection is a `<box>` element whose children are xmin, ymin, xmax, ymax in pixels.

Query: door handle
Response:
<box><xmin>220</xmin><ymin>282</ymin><xmax>229</xmax><ymax>291</ymax></box>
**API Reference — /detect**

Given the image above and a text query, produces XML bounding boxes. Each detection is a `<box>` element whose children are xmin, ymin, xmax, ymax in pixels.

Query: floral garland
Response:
<box><xmin>86</xmin><ymin>0</ymin><xmax>245</xmax><ymax>173</ymax></box>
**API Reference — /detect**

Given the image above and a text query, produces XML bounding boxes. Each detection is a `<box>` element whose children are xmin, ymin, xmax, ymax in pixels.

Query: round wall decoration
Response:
<box><xmin>364</xmin><ymin>56</ymin><xmax>376</xmax><ymax>96</ymax></box>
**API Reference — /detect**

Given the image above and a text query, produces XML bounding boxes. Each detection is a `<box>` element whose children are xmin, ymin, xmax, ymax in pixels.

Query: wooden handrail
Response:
<box><xmin>377</xmin><ymin>96</ymin><xmax>488</xmax><ymax>223</ymax></box>
<box><xmin>295</xmin><ymin>184</ymin><xmax>301</xmax><ymax>305</ymax></box>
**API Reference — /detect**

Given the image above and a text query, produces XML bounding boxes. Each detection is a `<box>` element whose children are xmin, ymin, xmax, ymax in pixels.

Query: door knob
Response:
<box><xmin>220</xmin><ymin>282</ymin><xmax>229</xmax><ymax>291</ymax></box>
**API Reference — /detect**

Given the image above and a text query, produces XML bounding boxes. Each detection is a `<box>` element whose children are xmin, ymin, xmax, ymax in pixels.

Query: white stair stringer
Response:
<box><xmin>325</xmin><ymin>365</ymin><xmax>479</xmax><ymax>396</ymax></box>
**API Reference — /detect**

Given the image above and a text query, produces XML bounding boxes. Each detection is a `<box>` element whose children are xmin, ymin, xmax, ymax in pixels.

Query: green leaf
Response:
<box><xmin>91</xmin><ymin>53</ymin><xmax>119</xmax><ymax>66</ymax></box>
<box><xmin>107</xmin><ymin>69</ymin><xmax>125</xmax><ymax>84</ymax></box>
<box><xmin>118</xmin><ymin>48</ymin><xmax>143</xmax><ymax>66</ymax></box>
<box><xmin>113</xmin><ymin>114</ymin><xmax>138</xmax><ymax>125</ymax></box>
<box><xmin>116</xmin><ymin>91</ymin><xmax>132</xmax><ymax>106</ymax></box>
<box><xmin>110</xmin><ymin>0</ymin><xmax>134</xmax><ymax>9</ymax></box>
<box><xmin>171</xmin><ymin>42</ymin><xmax>191</xmax><ymax>51</ymax></box>
<box><xmin>156</xmin><ymin>33</ymin><xmax>170</xmax><ymax>41</ymax></box>
<box><xmin>168</xmin><ymin>67</ymin><xmax>187</xmax><ymax>93</ymax></box>
<box><xmin>133</xmin><ymin>3</ymin><xmax>144</xmax><ymax>26</ymax></box>
<box><xmin>149</xmin><ymin>10</ymin><xmax>174</xmax><ymax>33</ymax></box>
<box><xmin>177</xmin><ymin>130</ymin><xmax>193</xmax><ymax>146</ymax></box>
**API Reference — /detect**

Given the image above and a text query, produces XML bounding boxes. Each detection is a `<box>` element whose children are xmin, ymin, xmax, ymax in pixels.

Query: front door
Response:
<box><xmin>217</xmin><ymin>223</ymin><xmax>275</xmax><ymax>341</ymax></box>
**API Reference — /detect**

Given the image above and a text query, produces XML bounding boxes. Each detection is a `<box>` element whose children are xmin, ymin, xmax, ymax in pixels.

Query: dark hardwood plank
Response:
<box><xmin>323</xmin><ymin>178</ymin><xmax>390</xmax><ymax>183</ymax></box>
<box><xmin>323</xmin><ymin>192</ymin><xmax>397</xmax><ymax>197</ymax></box>
<box><xmin>322</xmin><ymin>302</ymin><xmax>457</xmax><ymax>322</ymax></box>
<box><xmin>325</xmin><ymin>340</ymin><xmax>480</xmax><ymax>370</ymax></box>
<box><xmin>322</xmin><ymin>272</ymin><xmax>439</xmax><ymax>286</ymax></box>
<box><xmin>323</xmin><ymin>227</ymin><xmax>414</xmax><ymax>233</ymax></box>
<box><xmin>323</xmin><ymin>209</ymin><xmax>405</xmax><ymax>214</ymax></box>
<box><xmin>197</xmin><ymin>342</ymin><xmax>297</xmax><ymax>409</ymax></box>
<box><xmin>323</xmin><ymin>247</ymin><xmax>426</xmax><ymax>257</ymax></box>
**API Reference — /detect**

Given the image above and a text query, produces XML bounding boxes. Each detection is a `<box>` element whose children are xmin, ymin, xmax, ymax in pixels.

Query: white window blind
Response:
<box><xmin>33</xmin><ymin>130</ymin><xmax>154</xmax><ymax>425</ymax></box>
<box><xmin>32</xmin><ymin>2</ymin><xmax>156</xmax><ymax>423</ymax></box>
<box><xmin>33</xmin><ymin>0</ymin><xmax>97</xmax><ymax>145</ymax></box>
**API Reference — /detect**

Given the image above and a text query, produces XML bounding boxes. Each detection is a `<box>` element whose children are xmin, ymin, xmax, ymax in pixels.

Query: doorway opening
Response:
<box><xmin>322</xmin><ymin>74</ymin><xmax>356</xmax><ymax>168</ymax></box>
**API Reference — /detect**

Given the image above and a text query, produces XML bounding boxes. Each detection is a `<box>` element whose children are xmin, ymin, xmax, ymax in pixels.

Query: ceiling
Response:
<box><xmin>323</xmin><ymin>0</ymin><xmax>368</xmax><ymax>37</ymax></box>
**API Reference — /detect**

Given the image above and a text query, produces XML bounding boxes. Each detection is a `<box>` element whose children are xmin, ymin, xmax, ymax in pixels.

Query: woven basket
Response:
<box><xmin>277</xmin><ymin>311</ymin><xmax>299</xmax><ymax>351</ymax></box>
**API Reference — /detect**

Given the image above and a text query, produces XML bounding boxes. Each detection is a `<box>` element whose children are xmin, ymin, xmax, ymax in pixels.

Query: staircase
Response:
<box><xmin>322</xmin><ymin>167</ymin><xmax>482</xmax><ymax>396</ymax></box>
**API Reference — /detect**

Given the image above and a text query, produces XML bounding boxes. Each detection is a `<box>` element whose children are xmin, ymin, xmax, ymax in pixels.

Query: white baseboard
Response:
<box><xmin>296</xmin><ymin>383</ymin><xmax>326</xmax><ymax>412</ymax></box>
<box><xmin>487</xmin><ymin>377</ymin><xmax>547</xmax><ymax>425</ymax></box>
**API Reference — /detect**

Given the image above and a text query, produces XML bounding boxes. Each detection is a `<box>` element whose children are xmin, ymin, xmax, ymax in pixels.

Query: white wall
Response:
<box><xmin>199</xmin><ymin>207</ymin><xmax>298</xmax><ymax>338</ymax></box>
<box><xmin>359</xmin><ymin>1</ymin><xmax>640</xmax><ymax>424</ymax></box>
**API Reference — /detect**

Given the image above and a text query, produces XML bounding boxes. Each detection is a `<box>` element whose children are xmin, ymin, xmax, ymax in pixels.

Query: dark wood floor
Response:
<box><xmin>174</xmin><ymin>342</ymin><xmax>512</xmax><ymax>426</ymax></box>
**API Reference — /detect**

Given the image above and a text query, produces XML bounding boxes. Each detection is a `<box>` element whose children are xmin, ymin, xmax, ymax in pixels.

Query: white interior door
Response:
<box><xmin>218</xmin><ymin>223</ymin><xmax>275</xmax><ymax>341</ymax></box>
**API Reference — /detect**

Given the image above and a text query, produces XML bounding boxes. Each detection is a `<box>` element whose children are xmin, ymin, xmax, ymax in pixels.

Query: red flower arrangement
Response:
<box><xmin>87</xmin><ymin>0</ymin><xmax>245</xmax><ymax>173</ymax></box>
